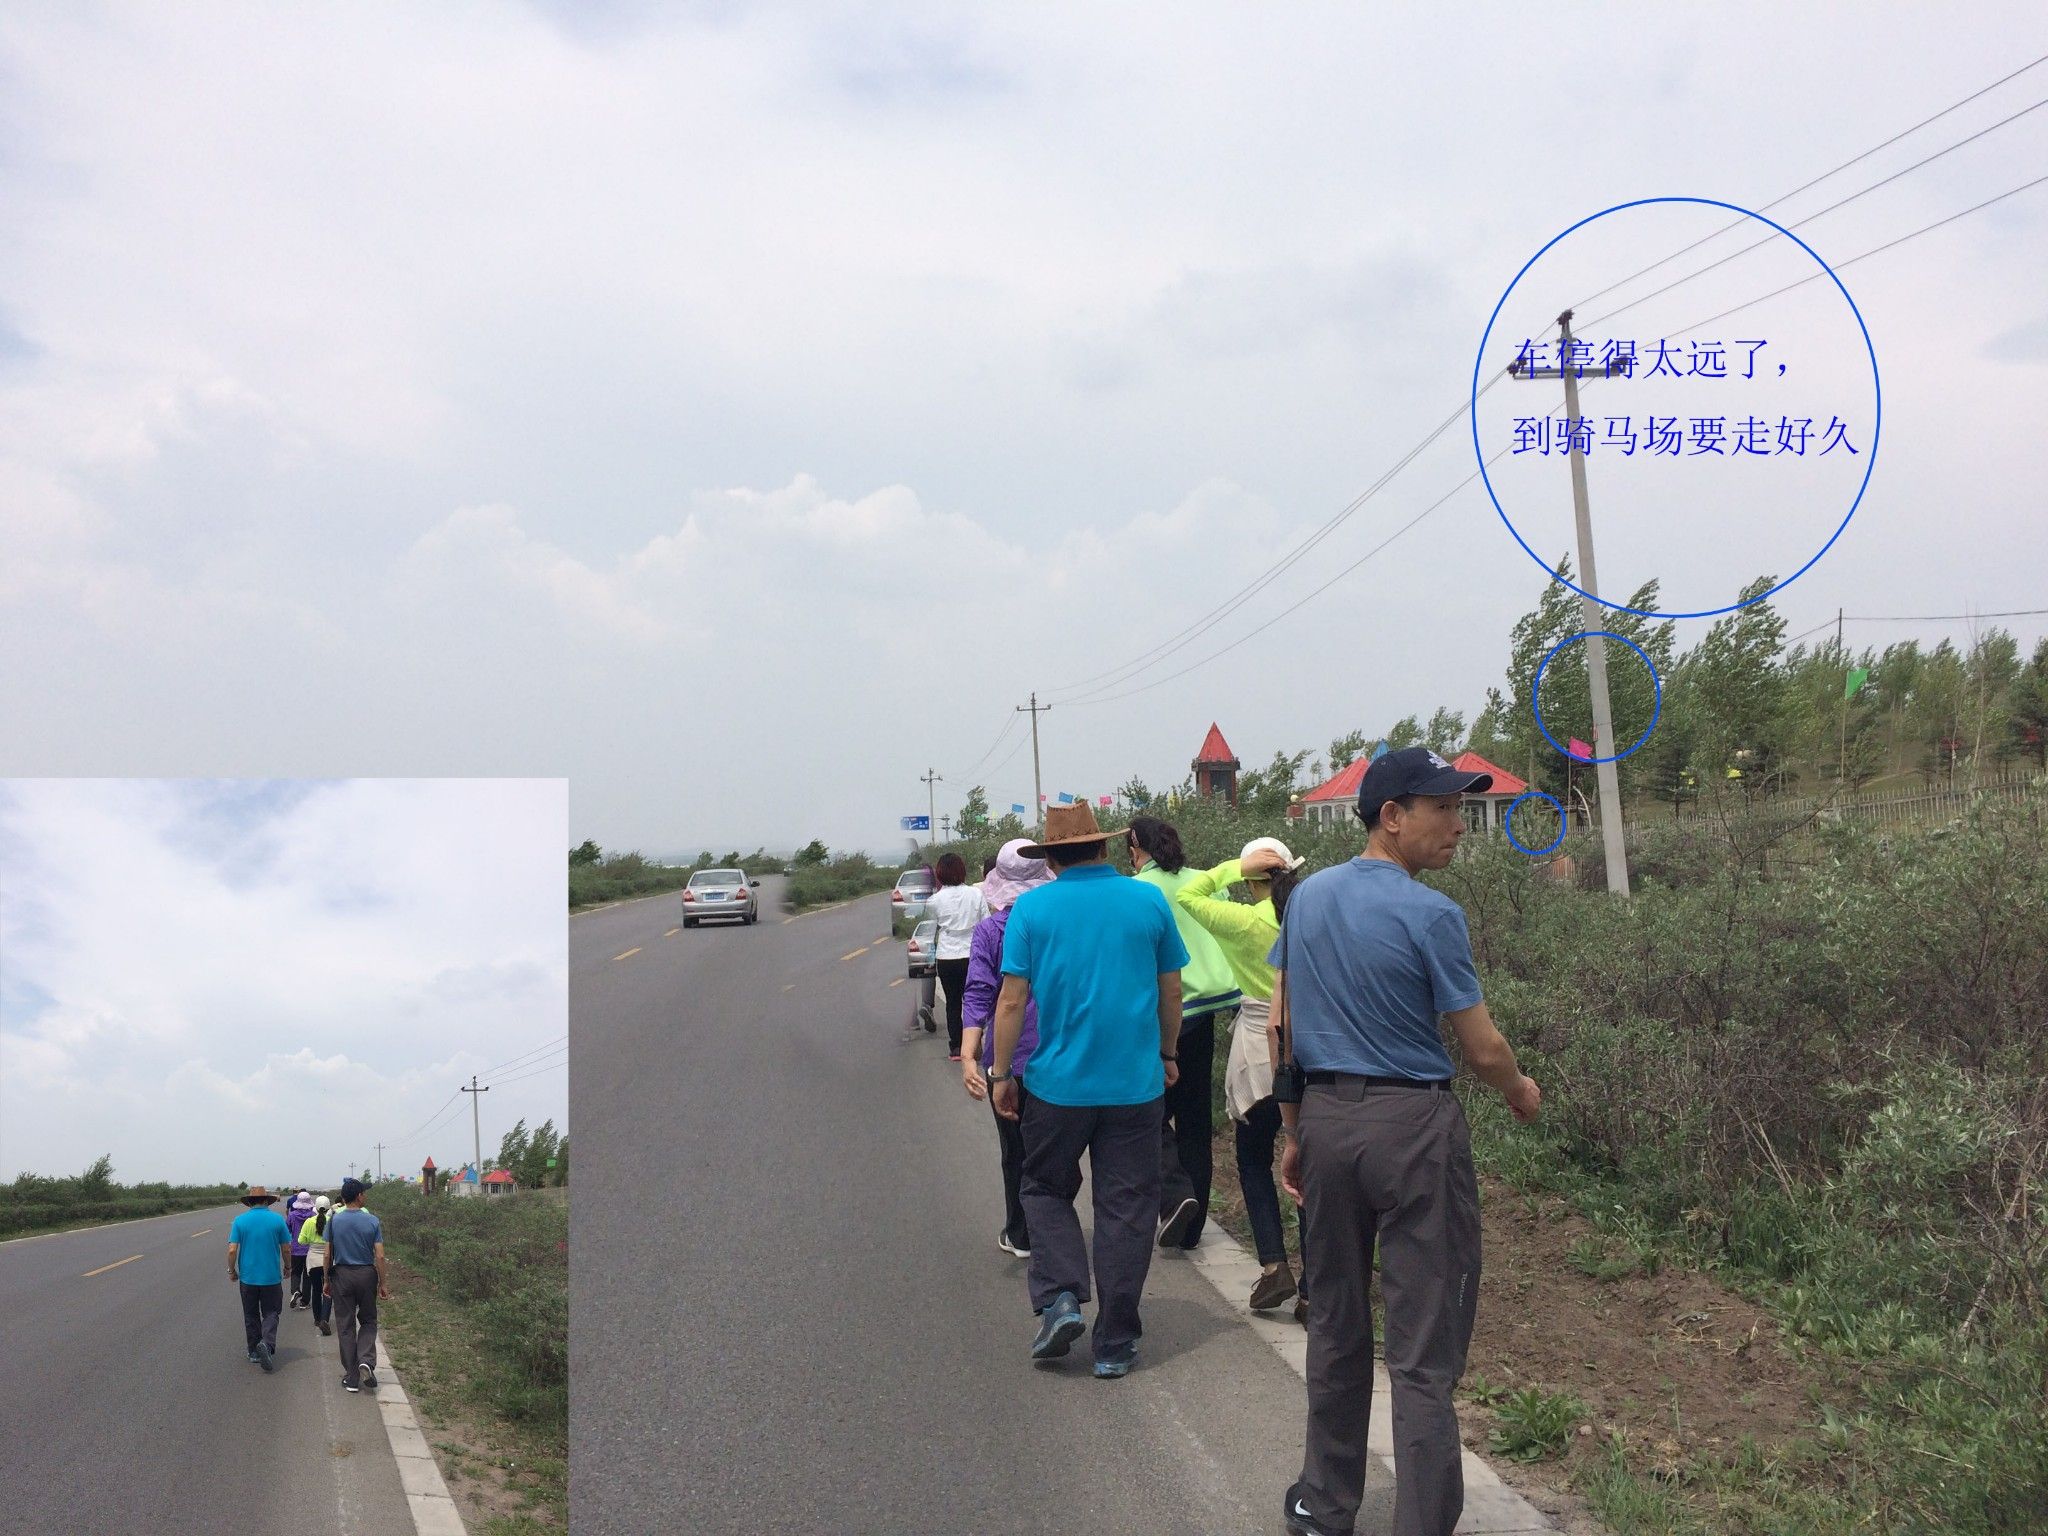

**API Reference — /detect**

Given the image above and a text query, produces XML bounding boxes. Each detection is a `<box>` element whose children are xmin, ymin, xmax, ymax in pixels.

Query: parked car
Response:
<box><xmin>890</xmin><ymin>867</ymin><xmax>935</xmax><ymax>937</ymax></box>
<box><xmin>682</xmin><ymin>868</ymin><xmax>760</xmax><ymax>927</ymax></box>
<box><xmin>906</xmin><ymin>918</ymin><xmax>939</xmax><ymax>979</ymax></box>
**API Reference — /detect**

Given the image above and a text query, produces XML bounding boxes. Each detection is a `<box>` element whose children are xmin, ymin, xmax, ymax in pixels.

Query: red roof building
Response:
<box><xmin>1298</xmin><ymin>749</ymin><xmax>1532</xmax><ymax>836</ymax></box>
<box><xmin>481</xmin><ymin>1169</ymin><xmax>517</xmax><ymax>1196</ymax></box>
<box><xmin>1191</xmin><ymin>724</ymin><xmax>1241</xmax><ymax>807</ymax></box>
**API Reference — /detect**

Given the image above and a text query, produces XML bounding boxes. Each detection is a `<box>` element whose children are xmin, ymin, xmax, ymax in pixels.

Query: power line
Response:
<box><xmin>1580</xmin><ymin>92</ymin><xmax>2048</xmax><ymax>334</ymax></box>
<box><xmin>485</xmin><ymin>1058</ymin><xmax>567</xmax><ymax>1090</ymax></box>
<box><xmin>484</xmin><ymin>1046</ymin><xmax>568</xmax><ymax>1086</ymax></box>
<box><xmin>1062</xmin><ymin>175</ymin><xmax>2048</xmax><ymax>708</ymax></box>
<box><xmin>386</xmin><ymin>1088</ymin><xmax>461</xmax><ymax>1148</ymax></box>
<box><xmin>1844</xmin><ymin>607</ymin><xmax>2048</xmax><ymax>622</ymax></box>
<box><xmin>1047</xmin><ymin>368</ymin><xmax>1525</xmax><ymax>703</ymax></box>
<box><xmin>474</xmin><ymin>1033</ymin><xmax>568</xmax><ymax>1080</ymax></box>
<box><xmin>1572</xmin><ymin>52</ymin><xmax>2048</xmax><ymax>309</ymax></box>
<box><xmin>1668</xmin><ymin>173</ymin><xmax>2048</xmax><ymax>337</ymax></box>
<box><xmin>386</xmin><ymin>1093</ymin><xmax>469</xmax><ymax>1152</ymax></box>
<box><xmin>1044</xmin><ymin>59</ymin><xmax>2048</xmax><ymax>704</ymax></box>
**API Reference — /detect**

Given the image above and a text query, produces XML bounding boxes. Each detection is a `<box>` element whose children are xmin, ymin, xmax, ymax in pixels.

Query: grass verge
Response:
<box><xmin>374</xmin><ymin>1185</ymin><xmax>566</xmax><ymax>1535</ymax></box>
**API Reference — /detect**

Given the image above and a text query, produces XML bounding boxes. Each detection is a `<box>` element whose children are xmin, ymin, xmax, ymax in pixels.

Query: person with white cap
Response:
<box><xmin>1172</xmin><ymin>835</ymin><xmax>1311</xmax><ymax>1317</ymax></box>
<box><xmin>958</xmin><ymin>837</ymin><xmax>1055</xmax><ymax>1259</ymax></box>
<box><xmin>987</xmin><ymin>802</ymin><xmax>1189</xmax><ymax>1379</ymax></box>
<box><xmin>297</xmin><ymin>1193</ymin><xmax>334</xmax><ymax>1335</ymax></box>
<box><xmin>1271</xmin><ymin>747</ymin><xmax>1542</xmax><ymax>1536</ymax></box>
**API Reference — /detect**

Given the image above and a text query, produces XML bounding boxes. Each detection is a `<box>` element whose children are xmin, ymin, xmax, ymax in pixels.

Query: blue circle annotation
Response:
<box><xmin>1471</xmin><ymin>196</ymin><xmax>1881</xmax><ymax>620</ymax></box>
<box><xmin>1532</xmin><ymin>631</ymin><xmax>1663</xmax><ymax>766</ymax></box>
<box><xmin>1504</xmin><ymin>791</ymin><xmax>1567</xmax><ymax>857</ymax></box>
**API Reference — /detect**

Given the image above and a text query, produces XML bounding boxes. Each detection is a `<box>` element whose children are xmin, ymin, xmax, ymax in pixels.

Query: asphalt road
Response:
<box><xmin>571</xmin><ymin>878</ymin><xmax>1395</xmax><ymax>1535</ymax></box>
<box><xmin>0</xmin><ymin>1203</ymin><xmax>416</xmax><ymax>1535</ymax></box>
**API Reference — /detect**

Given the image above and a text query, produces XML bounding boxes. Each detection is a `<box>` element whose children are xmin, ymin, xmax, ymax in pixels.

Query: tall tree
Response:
<box><xmin>569</xmin><ymin>840</ymin><xmax>601</xmax><ymax>867</ymax></box>
<box><xmin>956</xmin><ymin>786</ymin><xmax>991</xmax><ymax>836</ymax></box>
<box><xmin>1424</xmin><ymin>707</ymin><xmax>1467</xmax><ymax>753</ymax></box>
<box><xmin>1328</xmin><ymin>730</ymin><xmax>1370</xmax><ymax>770</ymax></box>
<box><xmin>1689</xmin><ymin>575</ymin><xmax>1792</xmax><ymax>792</ymax></box>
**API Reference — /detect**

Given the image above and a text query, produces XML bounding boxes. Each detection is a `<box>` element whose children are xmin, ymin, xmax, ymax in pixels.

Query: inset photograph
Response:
<box><xmin>0</xmin><ymin>779</ymin><xmax>568</xmax><ymax>1536</ymax></box>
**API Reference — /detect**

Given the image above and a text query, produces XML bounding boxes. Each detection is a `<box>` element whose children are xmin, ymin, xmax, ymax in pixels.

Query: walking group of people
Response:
<box><xmin>226</xmin><ymin>1175</ymin><xmax>390</xmax><ymax>1395</ymax></box>
<box><xmin>921</xmin><ymin>747</ymin><xmax>1544</xmax><ymax>1536</ymax></box>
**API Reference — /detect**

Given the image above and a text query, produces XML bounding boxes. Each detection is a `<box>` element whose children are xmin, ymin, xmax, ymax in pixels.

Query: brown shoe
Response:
<box><xmin>1294</xmin><ymin>1296</ymin><xmax>1309</xmax><ymax>1325</ymax></box>
<box><xmin>1248</xmin><ymin>1265</ymin><xmax>1297</xmax><ymax>1311</ymax></box>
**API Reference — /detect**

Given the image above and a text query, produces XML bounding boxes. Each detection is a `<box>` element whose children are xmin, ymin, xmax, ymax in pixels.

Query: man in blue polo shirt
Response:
<box><xmin>1271</xmin><ymin>748</ymin><xmax>1542</xmax><ymax>1536</ymax></box>
<box><xmin>989</xmin><ymin>803</ymin><xmax>1188</xmax><ymax>1379</ymax></box>
<box><xmin>226</xmin><ymin>1185</ymin><xmax>293</xmax><ymax>1372</ymax></box>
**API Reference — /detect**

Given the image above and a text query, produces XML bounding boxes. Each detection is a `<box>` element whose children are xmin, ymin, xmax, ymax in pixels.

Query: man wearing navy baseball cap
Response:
<box><xmin>1269</xmin><ymin>746</ymin><xmax>1543</xmax><ymax>1536</ymax></box>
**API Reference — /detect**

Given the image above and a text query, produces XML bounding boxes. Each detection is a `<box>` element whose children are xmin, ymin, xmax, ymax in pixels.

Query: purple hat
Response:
<box><xmin>979</xmin><ymin>838</ymin><xmax>1053</xmax><ymax>910</ymax></box>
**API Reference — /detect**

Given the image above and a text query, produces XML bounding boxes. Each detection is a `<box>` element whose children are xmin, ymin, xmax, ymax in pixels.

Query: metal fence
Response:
<box><xmin>1788</xmin><ymin>772</ymin><xmax>2042</xmax><ymax>832</ymax></box>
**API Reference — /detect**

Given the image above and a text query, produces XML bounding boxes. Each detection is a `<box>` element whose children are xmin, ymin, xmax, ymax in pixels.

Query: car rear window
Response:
<box><xmin>898</xmin><ymin>872</ymin><xmax>933</xmax><ymax>890</ymax></box>
<box><xmin>689</xmin><ymin>870</ymin><xmax>745</xmax><ymax>888</ymax></box>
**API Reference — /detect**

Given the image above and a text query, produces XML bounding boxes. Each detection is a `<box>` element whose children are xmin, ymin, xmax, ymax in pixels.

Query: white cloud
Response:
<box><xmin>0</xmin><ymin>3</ymin><xmax>2044</xmax><ymax>852</ymax></box>
<box><xmin>0</xmin><ymin>780</ymin><xmax>566</xmax><ymax>1184</ymax></box>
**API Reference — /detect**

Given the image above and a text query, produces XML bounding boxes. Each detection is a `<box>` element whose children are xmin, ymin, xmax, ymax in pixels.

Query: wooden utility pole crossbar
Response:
<box><xmin>1509</xmin><ymin>308</ymin><xmax>1632</xmax><ymax>897</ymax></box>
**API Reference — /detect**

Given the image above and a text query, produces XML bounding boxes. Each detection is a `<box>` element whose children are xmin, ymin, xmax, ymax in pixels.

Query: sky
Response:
<box><xmin>0</xmin><ymin>4</ymin><xmax>2043</xmax><ymax>852</ymax></box>
<box><xmin>0</xmin><ymin>779</ymin><xmax>568</xmax><ymax>1186</ymax></box>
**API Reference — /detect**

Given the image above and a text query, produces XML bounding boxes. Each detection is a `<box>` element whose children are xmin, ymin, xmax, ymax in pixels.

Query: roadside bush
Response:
<box><xmin>0</xmin><ymin>1161</ymin><xmax>240</xmax><ymax>1238</ymax></box>
<box><xmin>785</xmin><ymin>852</ymin><xmax>898</xmax><ymax>911</ymax></box>
<box><xmin>372</xmin><ymin>1183</ymin><xmax>568</xmax><ymax>1434</ymax></box>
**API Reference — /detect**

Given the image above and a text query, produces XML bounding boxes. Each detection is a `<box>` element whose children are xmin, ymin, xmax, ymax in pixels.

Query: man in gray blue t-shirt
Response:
<box><xmin>1270</xmin><ymin>748</ymin><xmax>1541</xmax><ymax>1536</ymax></box>
<box><xmin>323</xmin><ymin>1177</ymin><xmax>390</xmax><ymax>1394</ymax></box>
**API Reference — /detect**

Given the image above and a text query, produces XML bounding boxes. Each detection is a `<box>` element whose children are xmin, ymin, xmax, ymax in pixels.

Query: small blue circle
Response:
<box><xmin>1471</xmin><ymin>196</ymin><xmax>1881</xmax><ymax>620</ymax></box>
<box><xmin>1504</xmin><ymin>791</ymin><xmax>1567</xmax><ymax>856</ymax></box>
<box><xmin>1532</xmin><ymin>631</ymin><xmax>1663</xmax><ymax>765</ymax></box>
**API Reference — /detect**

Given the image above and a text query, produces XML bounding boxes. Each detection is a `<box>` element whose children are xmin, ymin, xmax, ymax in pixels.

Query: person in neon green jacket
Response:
<box><xmin>1175</xmin><ymin>836</ymin><xmax>1309</xmax><ymax>1314</ymax></box>
<box><xmin>1128</xmin><ymin>815</ymin><xmax>1240</xmax><ymax>1251</ymax></box>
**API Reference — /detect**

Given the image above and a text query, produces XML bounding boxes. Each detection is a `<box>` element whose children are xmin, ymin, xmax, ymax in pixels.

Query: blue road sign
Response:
<box><xmin>901</xmin><ymin>815</ymin><xmax>930</xmax><ymax>831</ymax></box>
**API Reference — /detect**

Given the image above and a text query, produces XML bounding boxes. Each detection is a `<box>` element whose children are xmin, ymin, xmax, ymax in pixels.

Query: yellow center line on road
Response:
<box><xmin>663</xmin><ymin>927</ymin><xmax>680</xmax><ymax>937</ymax></box>
<box><xmin>190</xmin><ymin>1228</ymin><xmax>213</xmax><ymax>1238</ymax></box>
<box><xmin>612</xmin><ymin>947</ymin><xmax>642</xmax><ymax>961</ymax></box>
<box><xmin>83</xmin><ymin>1255</ymin><xmax>142</xmax><ymax>1278</ymax></box>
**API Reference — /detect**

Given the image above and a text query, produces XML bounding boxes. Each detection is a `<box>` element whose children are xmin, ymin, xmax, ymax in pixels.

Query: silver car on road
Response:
<box><xmin>682</xmin><ymin>868</ymin><xmax>759</xmax><ymax>927</ymax></box>
<box><xmin>890</xmin><ymin>867</ymin><xmax>935</xmax><ymax>937</ymax></box>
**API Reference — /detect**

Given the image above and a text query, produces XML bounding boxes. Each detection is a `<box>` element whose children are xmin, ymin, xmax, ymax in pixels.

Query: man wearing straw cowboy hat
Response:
<box><xmin>988</xmin><ymin>802</ymin><xmax>1188</xmax><ymax>1379</ymax></box>
<box><xmin>226</xmin><ymin>1185</ymin><xmax>293</xmax><ymax>1372</ymax></box>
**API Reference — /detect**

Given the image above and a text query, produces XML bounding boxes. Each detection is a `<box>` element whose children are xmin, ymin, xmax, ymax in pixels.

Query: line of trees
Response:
<box><xmin>1</xmin><ymin>1156</ymin><xmax>243</xmax><ymax>1238</ymax></box>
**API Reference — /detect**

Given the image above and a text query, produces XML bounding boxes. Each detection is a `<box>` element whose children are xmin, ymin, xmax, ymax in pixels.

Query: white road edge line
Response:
<box><xmin>371</xmin><ymin>1338</ymin><xmax>470</xmax><ymax>1536</ymax></box>
<box><xmin>0</xmin><ymin>1205</ymin><xmax>240</xmax><ymax>1244</ymax></box>
<box><xmin>1179</xmin><ymin>1223</ymin><xmax>1556</xmax><ymax>1533</ymax></box>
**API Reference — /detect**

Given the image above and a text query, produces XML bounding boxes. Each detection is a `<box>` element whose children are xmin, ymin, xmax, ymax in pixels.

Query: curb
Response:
<box><xmin>1180</xmin><ymin>1223</ymin><xmax>1555</xmax><ymax>1534</ymax></box>
<box><xmin>371</xmin><ymin>1339</ymin><xmax>469</xmax><ymax>1536</ymax></box>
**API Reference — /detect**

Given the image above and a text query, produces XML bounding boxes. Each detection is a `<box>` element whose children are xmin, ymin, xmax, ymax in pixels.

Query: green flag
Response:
<box><xmin>1844</xmin><ymin>666</ymin><xmax>1870</xmax><ymax>701</ymax></box>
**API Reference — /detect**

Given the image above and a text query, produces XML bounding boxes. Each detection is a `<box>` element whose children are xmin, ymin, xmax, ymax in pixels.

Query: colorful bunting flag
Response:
<box><xmin>1010</xmin><ymin>803</ymin><xmax>1026</xmax><ymax>814</ymax></box>
<box><xmin>1844</xmin><ymin>666</ymin><xmax>1870</xmax><ymax>701</ymax></box>
<box><xmin>1567</xmin><ymin>737</ymin><xmax>1593</xmax><ymax>761</ymax></box>
<box><xmin>1056</xmin><ymin>792</ymin><xmax>1074</xmax><ymax>804</ymax></box>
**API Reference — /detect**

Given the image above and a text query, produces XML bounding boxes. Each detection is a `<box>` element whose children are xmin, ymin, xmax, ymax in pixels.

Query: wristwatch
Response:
<box><xmin>988</xmin><ymin>1068</ymin><xmax>1015</xmax><ymax>1083</ymax></box>
<box><xmin>1160</xmin><ymin>1052</ymin><xmax>1176</xmax><ymax>1061</ymax></box>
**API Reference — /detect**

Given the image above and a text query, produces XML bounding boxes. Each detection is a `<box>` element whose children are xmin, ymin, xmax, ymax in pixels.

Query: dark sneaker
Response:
<box><xmin>1294</xmin><ymin>1295</ymin><xmax>1309</xmax><ymax>1325</ymax></box>
<box><xmin>341</xmin><ymin>1377</ymin><xmax>360</xmax><ymax>1394</ymax></box>
<box><xmin>1249</xmin><ymin>1265</ymin><xmax>1298</xmax><ymax>1311</ymax></box>
<box><xmin>1283</xmin><ymin>1483</ymin><xmax>1350</xmax><ymax>1536</ymax></box>
<box><xmin>256</xmin><ymin>1342</ymin><xmax>275</xmax><ymax>1373</ymax></box>
<box><xmin>247</xmin><ymin>1349</ymin><xmax>262</xmax><ymax>1363</ymax></box>
<box><xmin>1156</xmin><ymin>1195</ymin><xmax>1200</xmax><ymax>1248</ymax></box>
<box><xmin>318</xmin><ymin>1321</ymin><xmax>332</xmax><ymax>1336</ymax></box>
<box><xmin>996</xmin><ymin>1230</ymin><xmax>1031</xmax><ymax>1259</ymax></box>
<box><xmin>1092</xmin><ymin>1345</ymin><xmax>1137</xmax><ymax>1379</ymax></box>
<box><xmin>361</xmin><ymin>1368</ymin><xmax>379</xmax><ymax>1390</ymax></box>
<box><xmin>1029</xmin><ymin>1292</ymin><xmax>1085</xmax><ymax>1361</ymax></box>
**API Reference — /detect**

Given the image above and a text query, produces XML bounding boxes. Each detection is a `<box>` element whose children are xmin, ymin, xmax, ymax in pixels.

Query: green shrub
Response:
<box><xmin>1489</xmin><ymin>1386</ymin><xmax>1586</xmax><ymax>1461</ymax></box>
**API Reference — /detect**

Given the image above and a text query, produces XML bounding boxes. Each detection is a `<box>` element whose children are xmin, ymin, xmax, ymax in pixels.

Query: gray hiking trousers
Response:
<box><xmin>1295</xmin><ymin>1079</ymin><xmax>1481</xmax><ymax>1536</ymax></box>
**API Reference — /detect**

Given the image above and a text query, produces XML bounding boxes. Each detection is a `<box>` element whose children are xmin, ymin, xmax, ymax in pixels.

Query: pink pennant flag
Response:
<box><xmin>1098</xmin><ymin>795</ymin><xmax>1113</xmax><ymax>806</ymax></box>
<box><xmin>1567</xmin><ymin>737</ymin><xmax>1593</xmax><ymax>761</ymax></box>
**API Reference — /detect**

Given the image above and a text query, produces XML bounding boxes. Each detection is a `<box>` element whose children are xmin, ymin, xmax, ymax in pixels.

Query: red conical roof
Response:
<box><xmin>1194</xmin><ymin>723</ymin><xmax>1237</xmax><ymax>765</ymax></box>
<box><xmin>421</xmin><ymin>1156</ymin><xmax>437</xmax><ymax>1170</ymax></box>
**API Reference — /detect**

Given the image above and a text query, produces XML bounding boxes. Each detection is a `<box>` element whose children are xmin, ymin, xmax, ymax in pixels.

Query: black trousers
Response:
<box><xmin>1158</xmin><ymin>1008</ymin><xmax>1225</xmax><ymax>1244</ymax></box>
<box><xmin>239</xmin><ymin>1281</ymin><xmax>283</xmax><ymax>1353</ymax></box>
<box><xmin>289</xmin><ymin>1252</ymin><xmax>307</xmax><ymax>1302</ymax></box>
<box><xmin>989</xmin><ymin>1079</ymin><xmax>1031</xmax><ymax>1245</ymax></box>
<box><xmin>935</xmin><ymin>957</ymin><xmax>971</xmax><ymax>1055</ymax></box>
<box><xmin>1020</xmin><ymin>1094</ymin><xmax>1162</xmax><ymax>1362</ymax></box>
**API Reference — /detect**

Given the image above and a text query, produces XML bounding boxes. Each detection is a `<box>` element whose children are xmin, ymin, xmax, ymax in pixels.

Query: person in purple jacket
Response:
<box><xmin>959</xmin><ymin>838</ymin><xmax>1053</xmax><ymax>1260</ymax></box>
<box><xmin>284</xmin><ymin>1190</ymin><xmax>315</xmax><ymax>1309</ymax></box>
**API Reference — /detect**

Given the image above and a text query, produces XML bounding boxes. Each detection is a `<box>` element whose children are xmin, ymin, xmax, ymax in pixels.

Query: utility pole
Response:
<box><xmin>462</xmin><ymin>1075</ymin><xmax>489</xmax><ymax>1179</ymax></box>
<box><xmin>347</xmin><ymin>1161</ymin><xmax>356</xmax><ymax>1181</ymax></box>
<box><xmin>919</xmin><ymin>768</ymin><xmax>942</xmax><ymax>852</ymax></box>
<box><xmin>1511</xmin><ymin>309</ymin><xmax>1631</xmax><ymax>896</ymax></box>
<box><xmin>1017</xmin><ymin>692</ymin><xmax>1052</xmax><ymax>834</ymax></box>
<box><xmin>940</xmin><ymin>813</ymin><xmax>952</xmax><ymax>842</ymax></box>
<box><xmin>375</xmin><ymin>1142</ymin><xmax>386</xmax><ymax>1182</ymax></box>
